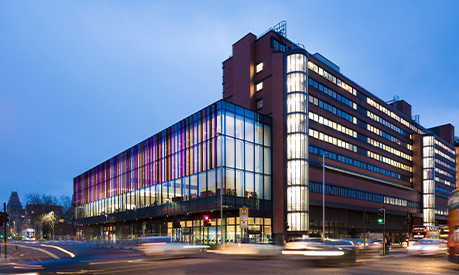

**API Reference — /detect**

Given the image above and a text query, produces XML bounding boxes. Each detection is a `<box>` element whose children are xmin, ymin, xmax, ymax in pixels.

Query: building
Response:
<box><xmin>74</xmin><ymin>22</ymin><xmax>457</xmax><ymax>244</ymax></box>
<box><xmin>74</xmin><ymin>101</ymin><xmax>273</xmax><ymax>243</ymax></box>
<box><xmin>6</xmin><ymin>191</ymin><xmax>25</xmax><ymax>237</ymax></box>
<box><xmin>222</xmin><ymin>21</ymin><xmax>456</xmax><ymax>243</ymax></box>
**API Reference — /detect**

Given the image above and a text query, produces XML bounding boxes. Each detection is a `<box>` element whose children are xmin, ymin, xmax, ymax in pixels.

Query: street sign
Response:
<box><xmin>239</xmin><ymin>207</ymin><xmax>249</xmax><ymax>228</ymax></box>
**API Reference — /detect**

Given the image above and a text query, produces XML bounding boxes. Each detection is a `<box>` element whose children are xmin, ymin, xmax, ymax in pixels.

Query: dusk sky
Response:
<box><xmin>1</xmin><ymin>1</ymin><xmax>458</xmax><ymax>206</ymax></box>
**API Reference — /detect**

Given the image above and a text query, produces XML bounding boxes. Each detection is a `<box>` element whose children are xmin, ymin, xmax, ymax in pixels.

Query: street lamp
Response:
<box><xmin>322</xmin><ymin>152</ymin><xmax>329</xmax><ymax>244</ymax></box>
<box><xmin>50</xmin><ymin>211</ymin><xmax>55</xmax><ymax>240</ymax></box>
<box><xmin>218</xmin><ymin>132</ymin><xmax>224</xmax><ymax>246</ymax></box>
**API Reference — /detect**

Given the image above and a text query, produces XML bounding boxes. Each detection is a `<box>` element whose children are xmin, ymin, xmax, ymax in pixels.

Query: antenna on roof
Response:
<box><xmin>386</xmin><ymin>95</ymin><xmax>400</xmax><ymax>105</ymax></box>
<box><xmin>273</xmin><ymin>20</ymin><xmax>287</xmax><ymax>37</ymax></box>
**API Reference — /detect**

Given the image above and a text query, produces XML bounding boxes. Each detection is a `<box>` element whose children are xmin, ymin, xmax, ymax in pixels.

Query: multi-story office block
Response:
<box><xmin>222</xmin><ymin>21</ymin><xmax>456</xmax><ymax>242</ymax></box>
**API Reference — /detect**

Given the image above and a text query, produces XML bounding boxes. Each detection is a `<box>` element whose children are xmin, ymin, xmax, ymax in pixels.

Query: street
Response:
<box><xmin>0</xmin><ymin>241</ymin><xmax>457</xmax><ymax>274</ymax></box>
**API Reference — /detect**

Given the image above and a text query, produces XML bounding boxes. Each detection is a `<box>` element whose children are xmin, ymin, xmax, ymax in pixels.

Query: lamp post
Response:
<box><xmin>322</xmin><ymin>152</ymin><xmax>329</xmax><ymax>244</ymax></box>
<box><xmin>50</xmin><ymin>211</ymin><xmax>55</xmax><ymax>240</ymax></box>
<box><xmin>216</xmin><ymin>132</ymin><xmax>224</xmax><ymax>247</ymax></box>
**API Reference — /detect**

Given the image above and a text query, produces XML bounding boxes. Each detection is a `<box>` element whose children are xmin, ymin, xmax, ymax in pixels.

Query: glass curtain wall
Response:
<box><xmin>74</xmin><ymin>101</ymin><xmax>272</xmax><ymax>225</ymax></box>
<box><xmin>285</xmin><ymin>51</ymin><xmax>309</xmax><ymax>231</ymax></box>
<box><xmin>422</xmin><ymin>135</ymin><xmax>435</xmax><ymax>226</ymax></box>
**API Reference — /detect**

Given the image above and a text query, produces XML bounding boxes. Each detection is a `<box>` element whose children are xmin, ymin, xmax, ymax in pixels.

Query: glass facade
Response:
<box><xmin>74</xmin><ymin>100</ymin><xmax>272</xmax><ymax>240</ymax></box>
<box><xmin>286</xmin><ymin>52</ymin><xmax>309</xmax><ymax>232</ymax></box>
<box><xmin>422</xmin><ymin>135</ymin><xmax>435</xmax><ymax>226</ymax></box>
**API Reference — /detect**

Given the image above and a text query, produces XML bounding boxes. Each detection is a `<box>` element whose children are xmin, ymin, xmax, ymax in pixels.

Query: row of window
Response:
<box><xmin>435</xmin><ymin>148</ymin><xmax>455</xmax><ymax>163</ymax></box>
<box><xmin>309</xmin><ymin>145</ymin><xmax>411</xmax><ymax>182</ymax></box>
<box><xmin>309</xmin><ymin>95</ymin><xmax>356</xmax><ymax>124</ymax></box>
<box><xmin>367</xmin><ymin>150</ymin><xmax>412</xmax><ymax>172</ymax></box>
<box><xmin>435</xmin><ymin>158</ymin><xmax>455</xmax><ymax>172</ymax></box>
<box><xmin>309</xmin><ymin>128</ymin><xmax>358</xmax><ymax>152</ymax></box>
<box><xmin>309</xmin><ymin>181</ymin><xmax>420</xmax><ymax>209</ymax></box>
<box><xmin>436</xmin><ymin>186</ymin><xmax>453</xmax><ymax>195</ymax></box>
<box><xmin>435</xmin><ymin>167</ymin><xmax>454</xmax><ymax>179</ymax></box>
<box><xmin>367</xmin><ymin>98</ymin><xmax>425</xmax><ymax>135</ymax></box>
<box><xmin>435</xmin><ymin>206</ymin><xmax>448</xmax><ymax>216</ymax></box>
<box><xmin>367</xmin><ymin>110</ymin><xmax>407</xmax><ymax>137</ymax></box>
<box><xmin>309</xmin><ymin>112</ymin><xmax>357</xmax><ymax>138</ymax></box>
<box><xmin>367</xmin><ymin>124</ymin><xmax>412</xmax><ymax>150</ymax></box>
<box><xmin>435</xmin><ymin>177</ymin><xmax>453</xmax><ymax>187</ymax></box>
<box><xmin>367</xmin><ymin>137</ymin><xmax>412</xmax><ymax>161</ymax></box>
<box><xmin>77</xmin><ymin>168</ymin><xmax>273</xmax><ymax>218</ymax></box>
<box><xmin>308</xmin><ymin>61</ymin><xmax>357</xmax><ymax>96</ymax></box>
<box><xmin>308</xmin><ymin>78</ymin><xmax>356</xmax><ymax>109</ymax></box>
<box><xmin>435</xmin><ymin>139</ymin><xmax>455</xmax><ymax>155</ymax></box>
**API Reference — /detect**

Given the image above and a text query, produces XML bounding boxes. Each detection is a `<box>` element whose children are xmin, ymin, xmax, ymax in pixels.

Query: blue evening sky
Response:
<box><xmin>1</xmin><ymin>1</ymin><xmax>458</xmax><ymax>205</ymax></box>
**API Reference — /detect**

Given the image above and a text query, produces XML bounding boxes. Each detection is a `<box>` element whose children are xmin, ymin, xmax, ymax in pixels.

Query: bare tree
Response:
<box><xmin>25</xmin><ymin>193</ymin><xmax>66</xmax><ymax>238</ymax></box>
<box><xmin>59</xmin><ymin>195</ymin><xmax>73</xmax><ymax>217</ymax></box>
<box><xmin>26</xmin><ymin>193</ymin><xmax>59</xmax><ymax>206</ymax></box>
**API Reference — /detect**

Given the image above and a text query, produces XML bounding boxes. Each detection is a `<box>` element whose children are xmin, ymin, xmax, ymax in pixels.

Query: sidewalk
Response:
<box><xmin>0</xmin><ymin>243</ymin><xmax>22</xmax><ymax>263</ymax></box>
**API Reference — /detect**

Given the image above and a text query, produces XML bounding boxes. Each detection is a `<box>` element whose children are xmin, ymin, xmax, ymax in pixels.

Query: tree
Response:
<box><xmin>38</xmin><ymin>211</ymin><xmax>57</xmax><ymax>240</ymax></box>
<box><xmin>59</xmin><ymin>195</ymin><xmax>73</xmax><ymax>218</ymax></box>
<box><xmin>25</xmin><ymin>193</ymin><xmax>73</xmax><ymax>238</ymax></box>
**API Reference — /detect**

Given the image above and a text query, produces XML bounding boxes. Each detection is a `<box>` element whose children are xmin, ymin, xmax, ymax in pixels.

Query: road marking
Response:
<box><xmin>15</xmin><ymin>244</ymin><xmax>60</xmax><ymax>259</ymax></box>
<box><xmin>40</xmin><ymin>244</ymin><xmax>76</xmax><ymax>258</ymax></box>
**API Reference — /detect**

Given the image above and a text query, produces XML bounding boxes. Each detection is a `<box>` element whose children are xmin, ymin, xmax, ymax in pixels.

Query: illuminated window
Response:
<box><xmin>256</xmin><ymin>62</ymin><xmax>263</xmax><ymax>73</ymax></box>
<box><xmin>256</xmin><ymin>82</ymin><xmax>263</xmax><ymax>92</ymax></box>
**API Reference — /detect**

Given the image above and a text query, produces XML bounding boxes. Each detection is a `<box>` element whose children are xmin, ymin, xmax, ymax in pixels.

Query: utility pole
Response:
<box><xmin>363</xmin><ymin>208</ymin><xmax>366</xmax><ymax>256</ymax></box>
<box><xmin>4</xmin><ymin>202</ymin><xmax>7</xmax><ymax>259</ymax></box>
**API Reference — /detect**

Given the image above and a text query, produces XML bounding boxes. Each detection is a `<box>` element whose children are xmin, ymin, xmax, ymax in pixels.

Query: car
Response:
<box><xmin>215</xmin><ymin>243</ymin><xmax>282</xmax><ymax>258</ymax></box>
<box><xmin>406</xmin><ymin>238</ymin><xmax>447</xmax><ymax>256</ymax></box>
<box><xmin>283</xmin><ymin>238</ymin><xmax>359</xmax><ymax>263</ymax></box>
<box><xmin>341</xmin><ymin>238</ymin><xmax>382</xmax><ymax>253</ymax></box>
<box><xmin>136</xmin><ymin>236</ymin><xmax>209</xmax><ymax>258</ymax></box>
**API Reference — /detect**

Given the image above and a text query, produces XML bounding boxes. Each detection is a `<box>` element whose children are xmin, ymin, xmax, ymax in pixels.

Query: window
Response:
<box><xmin>256</xmin><ymin>62</ymin><xmax>263</xmax><ymax>73</ymax></box>
<box><xmin>256</xmin><ymin>82</ymin><xmax>263</xmax><ymax>92</ymax></box>
<box><xmin>256</xmin><ymin>98</ymin><xmax>263</xmax><ymax>110</ymax></box>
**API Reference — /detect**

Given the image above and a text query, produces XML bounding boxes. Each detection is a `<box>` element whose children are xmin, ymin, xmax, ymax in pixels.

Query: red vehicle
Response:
<box><xmin>412</xmin><ymin>225</ymin><xmax>440</xmax><ymax>240</ymax></box>
<box><xmin>448</xmin><ymin>188</ymin><xmax>459</xmax><ymax>263</ymax></box>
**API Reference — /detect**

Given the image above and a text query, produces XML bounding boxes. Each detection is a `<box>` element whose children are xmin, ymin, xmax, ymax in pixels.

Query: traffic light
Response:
<box><xmin>203</xmin><ymin>215</ymin><xmax>211</xmax><ymax>227</ymax></box>
<box><xmin>378</xmin><ymin>208</ymin><xmax>385</xmax><ymax>224</ymax></box>
<box><xmin>173</xmin><ymin>220</ymin><xmax>181</xmax><ymax>228</ymax></box>
<box><xmin>406</xmin><ymin>212</ymin><xmax>411</xmax><ymax>224</ymax></box>
<box><xmin>0</xmin><ymin>212</ymin><xmax>8</xmax><ymax>223</ymax></box>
